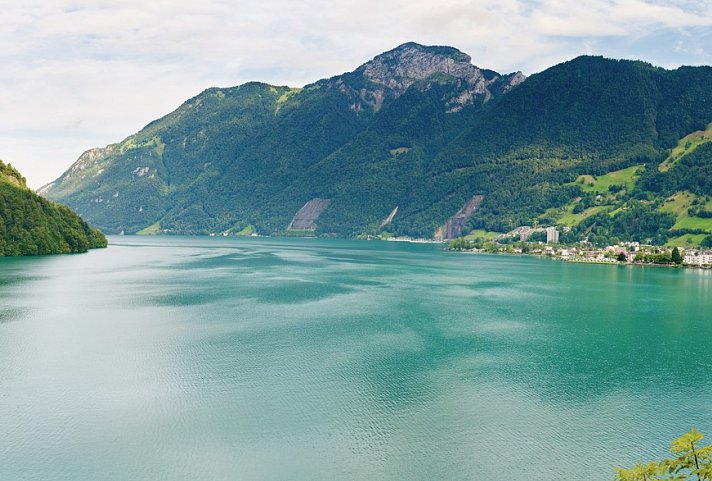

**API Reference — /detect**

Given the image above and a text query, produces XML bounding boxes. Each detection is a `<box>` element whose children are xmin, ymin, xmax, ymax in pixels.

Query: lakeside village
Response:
<box><xmin>446</xmin><ymin>226</ymin><xmax>712</xmax><ymax>268</ymax></box>
<box><xmin>202</xmin><ymin>224</ymin><xmax>712</xmax><ymax>267</ymax></box>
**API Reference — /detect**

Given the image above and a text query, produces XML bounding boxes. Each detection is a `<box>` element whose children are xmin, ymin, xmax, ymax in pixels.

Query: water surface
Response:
<box><xmin>1</xmin><ymin>236</ymin><xmax>711</xmax><ymax>480</ymax></box>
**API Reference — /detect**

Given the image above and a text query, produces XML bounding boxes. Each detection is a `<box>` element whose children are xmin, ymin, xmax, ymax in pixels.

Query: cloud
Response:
<box><xmin>529</xmin><ymin>0</ymin><xmax>712</xmax><ymax>37</ymax></box>
<box><xmin>1</xmin><ymin>0</ymin><xmax>711</xmax><ymax>188</ymax></box>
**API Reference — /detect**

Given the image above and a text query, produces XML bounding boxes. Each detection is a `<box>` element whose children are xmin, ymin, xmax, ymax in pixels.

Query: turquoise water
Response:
<box><xmin>1</xmin><ymin>236</ymin><xmax>711</xmax><ymax>481</ymax></box>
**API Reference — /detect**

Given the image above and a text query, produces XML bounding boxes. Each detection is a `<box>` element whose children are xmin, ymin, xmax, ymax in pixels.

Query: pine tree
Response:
<box><xmin>672</xmin><ymin>247</ymin><xmax>683</xmax><ymax>264</ymax></box>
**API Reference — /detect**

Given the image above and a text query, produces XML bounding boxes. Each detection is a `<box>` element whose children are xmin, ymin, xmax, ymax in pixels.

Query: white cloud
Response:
<box><xmin>529</xmin><ymin>0</ymin><xmax>712</xmax><ymax>37</ymax></box>
<box><xmin>1</xmin><ymin>0</ymin><xmax>711</xmax><ymax>188</ymax></box>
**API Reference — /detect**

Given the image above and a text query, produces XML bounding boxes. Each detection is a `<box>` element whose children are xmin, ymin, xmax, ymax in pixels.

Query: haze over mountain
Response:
<box><xmin>41</xmin><ymin>43</ymin><xmax>712</xmax><ymax>245</ymax></box>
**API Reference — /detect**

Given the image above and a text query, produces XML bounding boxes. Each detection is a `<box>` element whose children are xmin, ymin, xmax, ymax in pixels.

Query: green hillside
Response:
<box><xmin>40</xmin><ymin>44</ymin><xmax>712</xmax><ymax>245</ymax></box>
<box><xmin>571</xmin><ymin>165</ymin><xmax>642</xmax><ymax>194</ymax></box>
<box><xmin>432</xmin><ymin>56</ymin><xmax>712</xmax><ymax>236</ymax></box>
<box><xmin>659</xmin><ymin>123</ymin><xmax>712</xmax><ymax>171</ymax></box>
<box><xmin>0</xmin><ymin>161</ymin><xmax>106</xmax><ymax>256</ymax></box>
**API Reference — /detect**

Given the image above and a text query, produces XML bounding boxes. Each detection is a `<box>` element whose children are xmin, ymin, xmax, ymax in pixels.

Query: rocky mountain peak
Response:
<box><xmin>360</xmin><ymin>42</ymin><xmax>477</xmax><ymax>89</ymax></box>
<box><xmin>331</xmin><ymin>42</ymin><xmax>525</xmax><ymax>113</ymax></box>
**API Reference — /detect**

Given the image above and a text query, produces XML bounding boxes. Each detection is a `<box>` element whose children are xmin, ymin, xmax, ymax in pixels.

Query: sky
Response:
<box><xmin>2</xmin><ymin>0</ymin><xmax>712</xmax><ymax>189</ymax></box>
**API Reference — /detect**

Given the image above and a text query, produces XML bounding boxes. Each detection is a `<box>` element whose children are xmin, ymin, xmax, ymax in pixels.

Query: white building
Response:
<box><xmin>684</xmin><ymin>251</ymin><xmax>712</xmax><ymax>266</ymax></box>
<box><xmin>546</xmin><ymin>227</ymin><xmax>559</xmax><ymax>244</ymax></box>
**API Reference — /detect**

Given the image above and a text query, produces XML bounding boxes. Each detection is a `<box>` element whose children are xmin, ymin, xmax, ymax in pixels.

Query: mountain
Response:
<box><xmin>428</xmin><ymin>56</ymin><xmax>712</xmax><ymax>233</ymax></box>
<box><xmin>0</xmin><ymin>160</ymin><xmax>106</xmax><ymax>256</ymax></box>
<box><xmin>39</xmin><ymin>43</ymin><xmax>522</xmax><ymax>236</ymax></box>
<box><xmin>41</xmin><ymin>43</ymin><xmax>712</xmax><ymax>245</ymax></box>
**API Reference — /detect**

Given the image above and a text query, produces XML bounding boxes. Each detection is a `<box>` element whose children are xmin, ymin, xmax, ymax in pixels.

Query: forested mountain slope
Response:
<box><xmin>0</xmin><ymin>161</ymin><xmax>106</xmax><ymax>256</ymax></box>
<box><xmin>41</xmin><ymin>44</ymin><xmax>712</xmax><ymax>243</ymax></box>
<box><xmin>40</xmin><ymin>43</ymin><xmax>522</xmax><ymax>236</ymax></box>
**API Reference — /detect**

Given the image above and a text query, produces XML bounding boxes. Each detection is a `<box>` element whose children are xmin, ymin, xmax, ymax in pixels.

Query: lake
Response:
<box><xmin>1</xmin><ymin>236</ymin><xmax>711</xmax><ymax>480</ymax></box>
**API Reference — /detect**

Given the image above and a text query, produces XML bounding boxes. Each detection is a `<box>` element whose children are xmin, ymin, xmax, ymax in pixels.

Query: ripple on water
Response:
<box><xmin>1</xmin><ymin>237</ymin><xmax>711</xmax><ymax>481</ymax></box>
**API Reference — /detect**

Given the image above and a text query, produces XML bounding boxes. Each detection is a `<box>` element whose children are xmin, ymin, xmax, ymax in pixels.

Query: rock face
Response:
<box><xmin>434</xmin><ymin>195</ymin><xmax>484</xmax><ymax>240</ymax></box>
<box><xmin>38</xmin><ymin>144</ymin><xmax>116</xmax><ymax>198</ymax></box>
<box><xmin>287</xmin><ymin>198</ymin><xmax>332</xmax><ymax>230</ymax></box>
<box><xmin>380</xmin><ymin>206</ymin><xmax>398</xmax><ymax>228</ymax></box>
<box><xmin>329</xmin><ymin>42</ymin><xmax>525</xmax><ymax>113</ymax></box>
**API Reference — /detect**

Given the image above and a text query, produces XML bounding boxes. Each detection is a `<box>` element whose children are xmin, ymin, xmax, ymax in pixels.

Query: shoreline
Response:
<box><xmin>448</xmin><ymin>247</ymin><xmax>711</xmax><ymax>270</ymax></box>
<box><xmin>112</xmin><ymin>233</ymin><xmax>712</xmax><ymax>269</ymax></box>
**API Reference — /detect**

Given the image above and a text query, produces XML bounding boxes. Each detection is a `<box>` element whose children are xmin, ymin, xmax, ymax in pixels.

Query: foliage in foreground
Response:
<box><xmin>616</xmin><ymin>428</ymin><xmax>712</xmax><ymax>481</ymax></box>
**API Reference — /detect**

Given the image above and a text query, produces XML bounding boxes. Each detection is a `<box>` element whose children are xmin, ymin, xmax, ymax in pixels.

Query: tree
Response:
<box><xmin>614</xmin><ymin>461</ymin><xmax>660</xmax><ymax>481</ymax></box>
<box><xmin>616</xmin><ymin>428</ymin><xmax>712</xmax><ymax>481</ymax></box>
<box><xmin>617</xmin><ymin>252</ymin><xmax>628</xmax><ymax>262</ymax></box>
<box><xmin>660</xmin><ymin>428</ymin><xmax>712</xmax><ymax>480</ymax></box>
<box><xmin>0</xmin><ymin>160</ymin><xmax>107</xmax><ymax>256</ymax></box>
<box><xmin>447</xmin><ymin>237</ymin><xmax>474</xmax><ymax>251</ymax></box>
<box><xmin>672</xmin><ymin>247</ymin><xmax>683</xmax><ymax>264</ymax></box>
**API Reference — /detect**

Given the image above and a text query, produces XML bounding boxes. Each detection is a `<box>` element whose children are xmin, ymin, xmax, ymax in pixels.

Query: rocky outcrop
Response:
<box><xmin>380</xmin><ymin>206</ymin><xmax>398</xmax><ymax>228</ymax></box>
<box><xmin>328</xmin><ymin>42</ymin><xmax>525</xmax><ymax>113</ymax></box>
<box><xmin>287</xmin><ymin>198</ymin><xmax>331</xmax><ymax>230</ymax></box>
<box><xmin>434</xmin><ymin>195</ymin><xmax>484</xmax><ymax>240</ymax></box>
<box><xmin>0</xmin><ymin>161</ymin><xmax>26</xmax><ymax>188</ymax></box>
<box><xmin>69</xmin><ymin>145</ymin><xmax>117</xmax><ymax>174</ymax></box>
<box><xmin>38</xmin><ymin>144</ymin><xmax>116</xmax><ymax>197</ymax></box>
